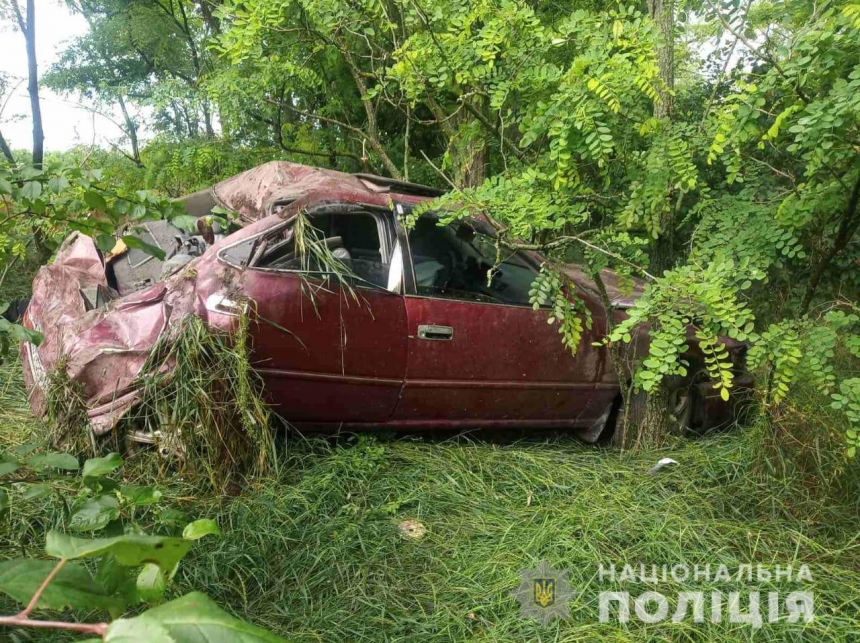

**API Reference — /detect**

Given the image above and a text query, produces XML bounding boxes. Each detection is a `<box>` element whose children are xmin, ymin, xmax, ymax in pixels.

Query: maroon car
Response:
<box><xmin>21</xmin><ymin>162</ymin><xmax>751</xmax><ymax>447</ymax></box>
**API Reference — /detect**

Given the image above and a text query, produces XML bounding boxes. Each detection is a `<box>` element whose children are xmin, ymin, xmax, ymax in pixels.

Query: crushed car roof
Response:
<box><xmin>203</xmin><ymin>161</ymin><xmax>439</xmax><ymax>224</ymax></box>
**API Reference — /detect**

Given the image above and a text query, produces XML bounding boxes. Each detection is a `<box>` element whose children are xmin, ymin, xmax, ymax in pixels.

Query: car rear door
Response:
<box><xmin>393</xmin><ymin>214</ymin><xmax>614</xmax><ymax>426</ymax></box>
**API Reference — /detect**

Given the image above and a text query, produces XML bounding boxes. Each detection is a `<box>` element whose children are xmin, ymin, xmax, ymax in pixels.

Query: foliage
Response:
<box><xmin>609</xmin><ymin>259</ymin><xmax>757</xmax><ymax>398</ymax></box>
<box><xmin>0</xmin><ymin>445</ymin><xmax>285</xmax><ymax>640</ymax></box>
<box><xmin>529</xmin><ymin>263</ymin><xmax>592</xmax><ymax>355</ymax></box>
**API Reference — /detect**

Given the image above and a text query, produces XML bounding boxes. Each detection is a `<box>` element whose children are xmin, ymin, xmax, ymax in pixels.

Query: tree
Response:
<box><xmin>49</xmin><ymin>0</ymin><xmax>219</xmax><ymax>145</ymax></box>
<box><xmin>0</xmin><ymin>73</ymin><xmax>16</xmax><ymax>164</ymax></box>
<box><xmin>8</xmin><ymin>0</ymin><xmax>44</xmax><ymax>166</ymax></box>
<box><xmin>44</xmin><ymin>0</ymin><xmax>154</xmax><ymax>166</ymax></box>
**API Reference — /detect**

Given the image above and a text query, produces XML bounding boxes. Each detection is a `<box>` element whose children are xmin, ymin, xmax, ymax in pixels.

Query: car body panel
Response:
<box><xmin>20</xmin><ymin>161</ymin><xmax>751</xmax><ymax>441</ymax></box>
<box><xmin>393</xmin><ymin>296</ymin><xmax>615</xmax><ymax>425</ymax></box>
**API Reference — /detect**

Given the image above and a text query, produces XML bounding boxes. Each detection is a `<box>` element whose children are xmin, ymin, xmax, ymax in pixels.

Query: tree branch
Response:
<box><xmin>0</xmin><ymin>558</ymin><xmax>108</xmax><ymax>637</ymax></box>
<box><xmin>0</xmin><ymin>130</ymin><xmax>15</xmax><ymax>164</ymax></box>
<box><xmin>21</xmin><ymin>560</ymin><xmax>66</xmax><ymax>618</ymax></box>
<box><xmin>701</xmin><ymin>0</ymin><xmax>809</xmax><ymax>103</ymax></box>
<box><xmin>0</xmin><ymin>614</ymin><xmax>107</xmax><ymax>636</ymax></box>
<box><xmin>799</xmin><ymin>172</ymin><xmax>860</xmax><ymax>314</ymax></box>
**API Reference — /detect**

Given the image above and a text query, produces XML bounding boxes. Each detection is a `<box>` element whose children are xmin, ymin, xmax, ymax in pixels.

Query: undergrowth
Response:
<box><xmin>43</xmin><ymin>355</ymin><xmax>93</xmax><ymax>457</ymax></box>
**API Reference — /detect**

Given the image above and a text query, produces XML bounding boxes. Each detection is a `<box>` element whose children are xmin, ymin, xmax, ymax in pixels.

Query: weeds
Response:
<box><xmin>131</xmin><ymin>312</ymin><xmax>278</xmax><ymax>489</ymax></box>
<box><xmin>43</xmin><ymin>355</ymin><xmax>94</xmax><ymax>457</ymax></box>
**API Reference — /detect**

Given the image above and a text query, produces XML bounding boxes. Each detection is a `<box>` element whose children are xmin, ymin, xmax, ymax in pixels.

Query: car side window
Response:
<box><xmin>406</xmin><ymin>214</ymin><xmax>538</xmax><ymax>305</ymax></box>
<box><xmin>254</xmin><ymin>212</ymin><xmax>392</xmax><ymax>289</ymax></box>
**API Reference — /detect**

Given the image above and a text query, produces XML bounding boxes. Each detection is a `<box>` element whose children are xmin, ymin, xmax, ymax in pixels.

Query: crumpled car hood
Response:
<box><xmin>21</xmin><ymin>233</ymin><xmax>200</xmax><ymax>434</ymax></box>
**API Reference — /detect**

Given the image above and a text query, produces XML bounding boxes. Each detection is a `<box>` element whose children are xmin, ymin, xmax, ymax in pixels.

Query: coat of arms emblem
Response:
<box><xmin>511</xmin><ymin>560</ymin><xmax>576</xmax><ymax>625</ymax></box>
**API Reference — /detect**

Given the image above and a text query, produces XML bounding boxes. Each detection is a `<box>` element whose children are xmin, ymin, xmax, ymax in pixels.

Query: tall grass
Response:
<box><xmin>164</xmin><ymin>428</ymin><xmax>860</xmax><ymax>642</ymax></box>
<box><xmin>132</xmin><ymin>313</ymin><xmax>278</xmax><ymax>489</ymax></box>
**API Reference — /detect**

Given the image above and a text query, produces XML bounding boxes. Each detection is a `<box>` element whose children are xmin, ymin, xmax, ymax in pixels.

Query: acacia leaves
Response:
<box><xmin>607</xmin><ymin>260</ymin><xmax>757</xmax><ymax>395</ymax></box>
<box><xmin>529</xmin><ymin>264</ymin><xmax>591</xmax><ymax>356</ymax></box>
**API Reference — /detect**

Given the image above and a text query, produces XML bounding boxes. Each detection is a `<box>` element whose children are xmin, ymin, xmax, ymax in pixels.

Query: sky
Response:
<box><xmin>0</xmin><ymin>0</ymin><xmax>125</xmax><ymax>153</ymax></box>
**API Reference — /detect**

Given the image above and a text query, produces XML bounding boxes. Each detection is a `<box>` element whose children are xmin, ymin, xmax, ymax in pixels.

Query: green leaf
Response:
<box><xmin>7</xmin><ymin>322</ymin><xmax>44</xmax><ymax>345</ymax></box>
<box><xmin>120</xmin><ymin>485</ymin><xmax>163</xmax><ymax>506</ymax></box>
<box><xmin>47</xmin><ymin>531</ymin><xmax>193</xmax><ymax>572</ymax></box>
<box><xmin>48</xmin><ymin>175</ymin><xmax>70</xmax><ymax>193</ymax></box>
<box><xmin>106</xmin><ymin>592</ymin><xmax>288</xmax><ymax>643</ymax></box>
<box><xmin>122</xmin><ymin>235</ymin><xmax>166</xmax><ymax>261</ymax></box>
<box><xmin>83</xmin><ymin>452</ymin><xmax>123</xmax><ymax>480</ymax></box>
<box><xmin>70</xmin><ymin>496</ymin><xmax>121</xmax><ymax>532</ymax></box>
<box><xmin>21</xmin><ymin>181</ymin><xmax>42</xmax><ymax>201</ymax></box>
<box><xmin>182</xmin><ymin>519</ymin><xmax>222</xmax><ymax>540</ymax></box>
<box><xmin>0</xmin><ymin>454</ymin><xmax>20</xmax><ymax>477</ymax></box>
<box><xmin>171</xmin><ymin>214</ymin><xmax>199</xmax><ymax>233</ymax></box>
<box><xmin>0</xmin><ymin>559</ymin><xmax>127</xmax><ymax>613</ymax></box>
<box><xmin>84</xmin><ymin>190</ymin><xmax>108</xmax><ymax>211</ymax></box>
<box><xmin>0</xmin><ymin>489</ymin><xmax>8</xmax><ymax>512</ymax></box>
<box><xmin>136</xmin><ymin>563</ymin><xmax>167</xmax><ymax>603</ymax></box>
<box><xmin>13</xmin><ymin>443</ymin><xmax>41</xmax><ymax>456</ymax></box>
<box><xmin>29</xmin><ymin>452</ymin><xmax>79</xmax><ymax>471</ymax></box>
<box><xmin>96</xmin><ymin>233</ymin><xmax>117</xmax><ymax>253</ymax></box>
<box><xmin>22</xmin><ymin>483</ymin><xmax>52</xmax><ymax>500</ymax></box>
<box><xmin>105</xmin><ymin>617</ymin><xmax>174</xmax><ymax>642</ymax></box>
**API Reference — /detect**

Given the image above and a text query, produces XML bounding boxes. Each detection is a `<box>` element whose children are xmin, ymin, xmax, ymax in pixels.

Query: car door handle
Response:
<box><xmin>417</xmin><ymin>324</ymin><xmax>454</xmax><ymax>340</ymax></box>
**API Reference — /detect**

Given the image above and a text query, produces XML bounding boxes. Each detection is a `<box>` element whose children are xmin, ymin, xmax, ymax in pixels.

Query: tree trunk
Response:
<box><xmin>449</xmin><ymin>99</ymin><xmax>489</xmax><ymax>189</ymax></box>
<box><xmin>649</xmin><ymin>0</ymin><xmax>674</xmax><ymax>120</ymax></box>
<box><xmin>799</xmin><ymin>173</ymin><xmax>860</xmax><ymax>315</ymax></box>
<box><xmin>13</xmin><ymin>0</ymin><xmax>44</xmax><ymax>167</ymax></box>
<box><xmin>202</xmin><ymin>101</ymin><xmax>215</xmax><ymax>138</ymax></box>
<box><xmin>117</xmin><ymin>95</ymin><xmax>142</xmax><ymax>166</ymax></box>
<box><xmin>196</xmin><ymin>0</ymin><xmax>221</xmax><ymax>35</ymax></box>
<box><xmin>647</xmin><ymin>0</ymin><xmax>676</xmax><ymax>275</ymax></box>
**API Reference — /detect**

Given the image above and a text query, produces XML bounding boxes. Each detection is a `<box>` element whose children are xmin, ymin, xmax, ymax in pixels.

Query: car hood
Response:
<box><xmin>21</xmin><ymin>233</ymin><xmax>202</xmax><ymax>434</ymax></box>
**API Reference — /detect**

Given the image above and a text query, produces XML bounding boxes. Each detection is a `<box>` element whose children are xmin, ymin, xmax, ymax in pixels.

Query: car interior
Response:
<box><xmin>253</xmin><ymin>212</ymin><xmax>391</xmax><ymax>288</ymax></box>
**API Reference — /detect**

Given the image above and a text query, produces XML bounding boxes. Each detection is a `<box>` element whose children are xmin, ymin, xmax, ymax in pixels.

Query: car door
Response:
<box><xmin>393</xmin><ymin>213</ymin><xmax>614</xmax><ymax>426</ymax></box>
<box><xmin>213</xmin><ymin>207</ymin><xmax>407</xmax><ymax>423</ymax></box>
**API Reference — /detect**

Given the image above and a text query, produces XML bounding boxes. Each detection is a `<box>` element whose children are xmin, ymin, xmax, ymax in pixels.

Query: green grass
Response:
<box><xmin>1</xmin><ymin>357</ymin><xmax>860</xmax><ymax>642</ymax></box>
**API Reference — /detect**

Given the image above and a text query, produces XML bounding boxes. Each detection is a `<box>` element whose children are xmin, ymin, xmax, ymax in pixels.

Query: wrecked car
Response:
<box><xmin>21</xmin><ymin>161</ymin><xmax>752</xmax><ymax>448</ymax></box>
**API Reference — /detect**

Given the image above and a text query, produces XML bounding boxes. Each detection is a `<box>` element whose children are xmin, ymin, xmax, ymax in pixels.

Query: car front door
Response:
<box><xmin>214</xmin><ymin>206</ymin><xmax>407</xmax><ymax>423</ymax></box>
<box><xmin>393</xmin><ymin>213</ymin><xmax>614</xmax><ymax>427</ymax></box>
